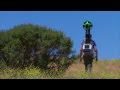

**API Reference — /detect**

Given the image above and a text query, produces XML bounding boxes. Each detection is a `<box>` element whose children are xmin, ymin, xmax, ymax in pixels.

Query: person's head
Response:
<box><xmin>90</xmin><ymin>34</ymin><xmax>92</xmax><ymax>39</ymax></box>
<box><xmin>84</xmin><ymin>34</ymin><xmax>92</xmax><ymax>43</ymax></box>
<box><xmin>85</xmin><ymin>34</ymin><xmax>92</xmax><ymax>39</ymax></box>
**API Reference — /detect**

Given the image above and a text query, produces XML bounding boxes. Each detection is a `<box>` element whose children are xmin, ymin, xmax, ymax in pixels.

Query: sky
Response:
<box><xmin>0</xmin><ymin>11</ymin><xmax>120</xmax><ymax>60</ymax></box>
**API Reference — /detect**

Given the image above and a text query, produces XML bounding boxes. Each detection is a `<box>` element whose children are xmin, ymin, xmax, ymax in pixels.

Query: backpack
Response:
<box><xmin>82</xmin><ymin>42</ymin><xmax>94</xmax><ymax>58</ymax></box>
<box><xmin>83</xmin><ymin>43</ymin><xmax>93</xmax><ymax>55</ymax></box>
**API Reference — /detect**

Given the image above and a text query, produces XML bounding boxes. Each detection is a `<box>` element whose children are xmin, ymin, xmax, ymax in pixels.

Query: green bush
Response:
<box><xmin>0</xmin><ymin>24</ymin><xmax>74</xmax><ymax>71</ymax></box>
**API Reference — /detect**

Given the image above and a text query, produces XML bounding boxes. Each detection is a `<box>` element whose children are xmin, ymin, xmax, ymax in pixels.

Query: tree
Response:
<box><xmin>0</xmin><ymin>24</ymin><xmax>74</xmax><ymax>71</ymax></box>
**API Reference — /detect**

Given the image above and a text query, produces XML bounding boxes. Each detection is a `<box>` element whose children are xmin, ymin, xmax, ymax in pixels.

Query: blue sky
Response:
<box><xmin>0</xmin><ymin>11</ymin><xmax>120</xmax><ymax>60</ymax></box>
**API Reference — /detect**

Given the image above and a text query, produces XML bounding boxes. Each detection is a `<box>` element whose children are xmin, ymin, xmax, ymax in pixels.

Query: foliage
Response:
<box><xmin>0</xmin><ymin>24</ymin><xmax>74</xmax><ymax>71</ymax></box>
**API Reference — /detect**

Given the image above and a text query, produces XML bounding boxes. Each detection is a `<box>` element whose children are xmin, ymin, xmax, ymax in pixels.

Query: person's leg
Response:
<box><xmin>84</xmin><ymin>63</ymin><xmax>88</xmax><ymax>72</ymax></box>
<box><xmin>87</xmin><ymin>63</ymin><xmax>92</xmax><ymax>73</ymax></box>
<box><xmin>84</xmin><ymin>58</ymin><xmax>93</xmax><ymax>73</ymax></box>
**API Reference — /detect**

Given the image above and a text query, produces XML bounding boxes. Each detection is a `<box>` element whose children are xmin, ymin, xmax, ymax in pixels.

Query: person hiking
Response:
<box><xmin>79</xmin><ymin>34</ymin><xmax>98</xmax><ymax>72</ymax></box>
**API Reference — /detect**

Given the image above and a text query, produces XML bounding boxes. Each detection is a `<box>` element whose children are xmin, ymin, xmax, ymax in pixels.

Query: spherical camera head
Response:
<box><xmin>83</xmin><ymin>20</ymin><xmax>93</xmax><ymax>34</ymax></box>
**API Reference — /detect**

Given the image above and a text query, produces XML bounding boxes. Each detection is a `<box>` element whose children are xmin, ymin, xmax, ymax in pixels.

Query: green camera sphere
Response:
<box><xmin>83</xmin><ymin>20</ymin><xmax>93</xmax><ymax>30</ymax></box>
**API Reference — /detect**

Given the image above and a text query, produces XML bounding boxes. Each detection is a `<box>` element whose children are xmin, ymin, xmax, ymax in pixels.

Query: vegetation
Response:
<box><xmin>0</xmin><ymin>24</ymin><xmax>75</xmax><ymax>75</ymax></box>
<box><xmin>0</xmin><ymin>60</ymin><xmax>120</xmax><ymax>79</ymax></box>
<box><xmin>63</xmin><ymin>60</ymin><xmax>120</xmax><ymax>79</ymax></box>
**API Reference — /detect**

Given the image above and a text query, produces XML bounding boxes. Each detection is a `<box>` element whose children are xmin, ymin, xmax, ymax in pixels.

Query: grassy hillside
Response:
<box><xmin>0</xmin><ymin>60</ymin><xmax>120</xmax><ymax>79</ymax></box>
<box><xmin>63</xmin><ymin>60</ymin><xmax>120</xmax><ymax>79</ymax></box>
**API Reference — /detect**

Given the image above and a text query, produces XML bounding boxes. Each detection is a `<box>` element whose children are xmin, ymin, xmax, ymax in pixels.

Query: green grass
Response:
<box><xmin>0</xmin><ymin>65</ymin><xmax>64</xmax><ymax>79</ymax></box>
<box><xmin>0</xmin><ymin>60</ymin><xmax>120</xmax><ymax>79</ymax></box>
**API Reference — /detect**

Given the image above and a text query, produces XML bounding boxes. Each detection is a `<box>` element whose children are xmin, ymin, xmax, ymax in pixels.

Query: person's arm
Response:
<box><xmin>80</xmin><ymin>40</ymin><xmax>84</xmax><ymax>62</ymax></box>
<box><xmin>92</xmin><ymin>40</ymin><xmax>98</xmax><ymax>61</ymax></box>
<box><xmin>94</xmin><ymin>46</ymin><xmax>98</xmax><ymax>61</ymax></box>
<box><xmin>80</xmin><ymin>47</ymin><xmax>83</xmax><ymax>62</ymax></box>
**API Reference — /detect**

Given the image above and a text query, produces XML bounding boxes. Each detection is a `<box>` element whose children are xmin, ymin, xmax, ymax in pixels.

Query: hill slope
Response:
<box><xmin>0</xmin><ymin>60</ymin><xmax>120</xmax><ymax>79</ymax></box>
<box><xmin>63</xmin><ymin>60</ymin><xmax>120</xmax><ymax>79</ymax></box>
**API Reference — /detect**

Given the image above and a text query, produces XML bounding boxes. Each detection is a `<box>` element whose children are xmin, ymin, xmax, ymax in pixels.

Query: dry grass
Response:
<box><xmin>63</xmin><ymin>60</ymin><xmax>120</xmax><ymax>79</ymax></box>
<box><xmin>0</xmin><ymin>60</ymin><xmax>120</xmax><ymax>79</ymax></box>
